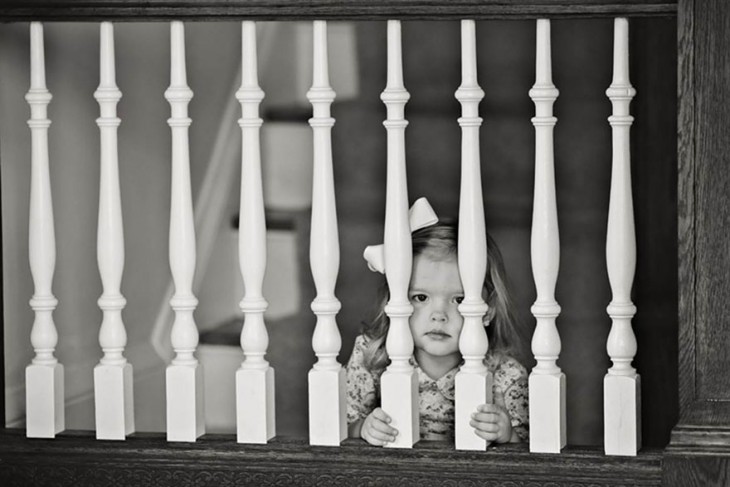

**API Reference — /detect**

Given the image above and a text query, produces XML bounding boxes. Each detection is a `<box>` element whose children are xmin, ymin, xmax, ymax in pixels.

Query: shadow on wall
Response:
<box><xmin>1</xmin><ymin>18</ymin><xmax>676</xmax><ymax>447</ymax></box>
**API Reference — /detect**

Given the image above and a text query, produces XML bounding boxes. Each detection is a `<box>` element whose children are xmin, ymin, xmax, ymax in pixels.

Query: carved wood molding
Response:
<box><xmin>0</xmin><ymin>429</ymin><xmax>663</xmax><ymax>487</ymax></box>
<box><xmin>667</xmin><ymin>425</ymin><xmax>730</xmax><ymax>456</ymax></box>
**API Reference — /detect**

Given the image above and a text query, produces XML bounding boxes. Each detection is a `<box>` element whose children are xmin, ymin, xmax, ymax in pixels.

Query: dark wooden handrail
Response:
<box><xmin>0</xmin><ymin>429</ymin><xmax>664</xmax><ymax>486</ymax></box>
<box><xmin>0</xmin><ymin>0</ymin><xmax>676</xmax><ymax>21</ymax></box>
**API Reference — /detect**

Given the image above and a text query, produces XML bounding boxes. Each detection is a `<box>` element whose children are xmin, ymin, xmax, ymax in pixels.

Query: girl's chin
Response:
<box><xmin>418</xmin><ymin>343</ymin><xmax>460</xmax><ymax>358</ymax></box>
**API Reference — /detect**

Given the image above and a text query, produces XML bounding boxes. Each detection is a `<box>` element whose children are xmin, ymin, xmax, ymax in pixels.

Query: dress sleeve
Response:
<box><xmin>345</xmin><ymin>334</ymin><xmax>379</xmax><ymax>425</ymax></box>
<box><xmin>493</xmin><ymin>355</ymin><xmax>530</xmax><ymax>442</ymax></box>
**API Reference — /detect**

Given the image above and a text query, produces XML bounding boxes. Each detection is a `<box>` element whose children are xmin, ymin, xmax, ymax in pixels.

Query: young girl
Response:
<box><xmin>346</xmin><ymin>211</ymin><xmax>529</xmax><ymax>445</ymax></box>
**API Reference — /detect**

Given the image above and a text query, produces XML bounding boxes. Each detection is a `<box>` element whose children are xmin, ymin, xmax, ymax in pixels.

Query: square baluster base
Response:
<box><xmin>381</xmin><ymin>369</ymin><xmax>419</xmax><ymax>448</ymax></box>
<box><xmin>26</xmin><ymin>362</ymin><xmax>64</xmax><ymax>438</ymax></box>
<box><xmin>94</xmin><ymin>362</ymin><xmax>135</xmax><ymax>440</ymax></box>
<box><xmin>308</xmin><ymin>367</ymin><xmax>347</xmax><ymax>446</ymax></box>
<box><xmin>166</xmin><ymin>362</ymin><xmax>205</xmax><ymax>442</ymax></box>
<box><xmin>529</xmin><ymin>372</ymin><xmax>566</xmax><ymax>453</ymax></box>
<box><xmin>236</xmin><ymin>366</ymin><xmax>276</xmax><ymax>444</ymax></box>
<box><xmin>455</xmin><ymin>370</ymin><xmax>494</xmax><ymax>451</ymax></box>
<box><xmin>604</xmin><ymin>373</ymin><xmax>641</xmax><ymax>456</ymax></box>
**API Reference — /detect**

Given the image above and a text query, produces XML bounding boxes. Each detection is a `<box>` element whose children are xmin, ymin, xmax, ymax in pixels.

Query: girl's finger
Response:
<box><xmin>372</xmin><ymin>408</ymin><xmax>392</xmax><ymax>424</ymax></box>
<box><xmin>366</xmin><ymin>426</ymin><xmax>397</xmax><ymax>443</ymax></box>
<box><xmin>371</xmin><ymin>419</ymin><xmax>398</xmax><ymax>436</ymax></box>
<box><xmin>363</xmin><ymin>433</ymin><xmax>388</xmax><ymax>447</ymax></box>
<box><xmin>474</xmin><ymin>429</ymin><xmax>498</xmax><ymax>441</ymax></box>
<box><xmin>477</xmin><ymin>403</ymin><xmax>503</xmax><ymax>414</ymax></box>
<box><xmin>472</xmin><ymin>411</ymin><xmax>500</xmax><ymax>424</ymax></box>
<box><xmin>470</xmin><ymin>419</ymin><xmax>499</xmax><ymax>433</ymax></box>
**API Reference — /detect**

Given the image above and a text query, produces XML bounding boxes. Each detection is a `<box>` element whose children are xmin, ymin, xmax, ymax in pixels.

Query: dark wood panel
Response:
<box><xmin>676</xmin><ymin>0</ymin><xmax>695</xmax><ymax>421</ymax></box>
<box><xmin>671</xmin><ymin>0</ymin><xmax>730</xmax><ymax>479</ymax></box>
<box><xmin>693</xmin><ymin>0</ymin><xmax>730</xmax><ymax>412</ymax></box>
<box><xmin>675</xmin><ymin>401</ymin><xmax>730</xmax><ymax>428</ymax></box>
<box><xmin>664</xmin><ymin>453</ymin><xmax>730</xmax><ymax>486</ymax></box>
<box><xmin>0</xmin><ymin>0</ymin><xmax>677</xmax><ymax>21</ymax></box>
<box><xmin>0</xmin><ymin>429</ymin><xmax>663</xmax><ymax>487</ymax></box>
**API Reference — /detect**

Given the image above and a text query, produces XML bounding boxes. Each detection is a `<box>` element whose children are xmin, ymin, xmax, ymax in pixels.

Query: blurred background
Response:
<box><xmin>1</xmin><ymin>17</ymin><xmax>676</xmax><ymax>446</ymax></box>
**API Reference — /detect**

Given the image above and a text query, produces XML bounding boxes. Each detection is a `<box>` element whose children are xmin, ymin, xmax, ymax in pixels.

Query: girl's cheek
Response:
<box><xmin>408</xmin><ymin>309</ymin><xmax>423</xmax><ymax>329</ymax></box>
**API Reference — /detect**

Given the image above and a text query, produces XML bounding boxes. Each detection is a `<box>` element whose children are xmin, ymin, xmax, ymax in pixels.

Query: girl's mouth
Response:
<box><xmin>425</xmin><ymin>330</ymin><xmax>451</xmax><ymax>340</ymax></box>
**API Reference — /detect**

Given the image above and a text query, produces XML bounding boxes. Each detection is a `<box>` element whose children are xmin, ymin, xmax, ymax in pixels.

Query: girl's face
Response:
<box><xmin>408</xmin><ymin>254</ymin><xmax>464</xmax><ymax>367</ymax></box>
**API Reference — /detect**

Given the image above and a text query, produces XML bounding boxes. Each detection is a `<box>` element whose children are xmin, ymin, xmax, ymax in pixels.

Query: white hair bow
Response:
<box><xmin>363</xmin><ymin>197</ymin><xmax>439</xmax><ymax>274</ymax></box>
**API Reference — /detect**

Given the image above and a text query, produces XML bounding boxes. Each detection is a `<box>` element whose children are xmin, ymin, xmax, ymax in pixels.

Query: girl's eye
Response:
<box><xmin>411</xmin><ymin>294</ymin><xmax>428</xmax><ymax>303</ymax></box>
<box><xmin>454</xmin><ymin>296</ymin><xmax>464</xmax><ymax>304</ymax></box>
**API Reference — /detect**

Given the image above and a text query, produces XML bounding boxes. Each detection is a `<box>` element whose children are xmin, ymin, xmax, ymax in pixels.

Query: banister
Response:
<box><xmin>1</xmin><ymin>1</ymin><xmax>716</xmax><ymax>486</ymax></box>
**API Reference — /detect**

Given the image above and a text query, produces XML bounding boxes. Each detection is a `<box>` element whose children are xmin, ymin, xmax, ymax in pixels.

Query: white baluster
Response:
<box><xmin>25</xmin><ymin>22</ymin><xmax>64</xmax><ymax>439</ymax></box>
<box><xmin>307</xmin><ymin>20</ymin><xmax>346</xmax><ymax>447</ymax></box>
<box><xmin>604</xmin><ymin>17</ymin><xmax>640</xmax><ymax>456</ymax></box>
<box><xmin>236</xmin><ymin>21</ymin><xmax>275</xmax><ymax>444</ymax></box>
<box><xmin>93</xmin><ymin>22</ymin><xmax>134</xmax><ymax>440</ymax></box>
<box><xmin>528</xmin><ymin>18</ymin><xmax>566</xmax><ymax>454</ymax></box>
<box><xmin>454</xmin><ymin>19</ymin><xmax>492</xmax><ymax>452</ymax></box>
<box><xmin>380</xmin><ymin>19</ymin><xmax>419</xmax><ymax>449</ymax></box>
<box><xmin>165</xmin><ymin>21</ymin><xmax>204</xmax><ymax>442</ymax></box>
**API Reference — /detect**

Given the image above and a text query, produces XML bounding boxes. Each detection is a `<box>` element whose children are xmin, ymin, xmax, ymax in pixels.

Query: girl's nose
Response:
<box><xmin>430</xmin><ymin>310</ymin><xmax>447</xmax><ymax>322</ymax></box>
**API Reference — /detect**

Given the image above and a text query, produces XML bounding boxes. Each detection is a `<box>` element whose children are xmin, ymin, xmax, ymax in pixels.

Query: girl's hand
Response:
<box><xmin>470</xmin><ymin>389</ymin><xmax>514</xmax><ymax>444</ymax></box>
<box><xmin>360</xmin><ymin>408</ymin><xmax>399</xmax><ymax>446</ymax></box>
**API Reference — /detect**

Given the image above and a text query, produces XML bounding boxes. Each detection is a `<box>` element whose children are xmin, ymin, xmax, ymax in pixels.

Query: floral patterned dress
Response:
<box><xmin>346</xmin><ymin>334</ymin><xmax>529</xmax><ymax>442</ymax></box>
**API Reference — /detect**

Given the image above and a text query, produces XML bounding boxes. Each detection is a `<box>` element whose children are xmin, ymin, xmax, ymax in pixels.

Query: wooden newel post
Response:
<box><xmin>307</xmin><ymin>20</ymin><xmax>347</xmax><ymax>447</ymax></box>
<box><xmin>454</xmin><ymin>19</ymin><xmax>492</xmax><ymax>452</ymax></box>
<box><xmin>236</xmin><ymin>21</ymin><xmax>275</xmax><ymax>444</ymax></box>
<box><xmin>165</xmin><ymin>21</ymin><xmax>205</xmax><ymax>442</ymax></box>
<box><xmin>380</xmin><ymin>19</ymin><xmax>419</xmax><ymax>449</ymax></box>
<box><xmin>604</xmin><ymin>17</ymin><xmax>641</xmax><ymax>456</ymax></box>
<box><xmin>94</xmin><ymin>21</ymin><xmax>135</xmax><ymax>440</ymax></box>
<box><xmin>25</xmin><ymin>21</ymin><xmax>64</xmax><ymax>439</ymax></box>
<box><xmin>528</xmin><ymin>18</ymin><xmax>566</xmax><ymax>454</ymax></box>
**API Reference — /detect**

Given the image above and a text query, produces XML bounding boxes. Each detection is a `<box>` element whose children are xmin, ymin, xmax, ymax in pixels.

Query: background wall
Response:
<box><xmin>0</xmin><ymin>21</ymin><xmax>242</xmax><ymax>428</ymax></box>
<box><xmin>2</xmin><ymin>18</ymin><xmax>677</xmax><ymax>446</ymax></box>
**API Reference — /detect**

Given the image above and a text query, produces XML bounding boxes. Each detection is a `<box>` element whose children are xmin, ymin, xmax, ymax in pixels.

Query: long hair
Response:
<box><xmin>361</xmin><ymin>222</ymin><xmax>520</xmax><ymax>372</ymax></box>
